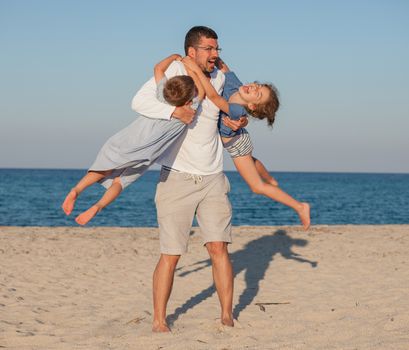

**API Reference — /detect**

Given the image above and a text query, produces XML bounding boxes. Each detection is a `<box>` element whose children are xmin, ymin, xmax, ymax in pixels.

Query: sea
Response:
<box><xmin>0</xmin><ymin>169</ymin><xmax>408</xmax><ymax>227</ymax></box>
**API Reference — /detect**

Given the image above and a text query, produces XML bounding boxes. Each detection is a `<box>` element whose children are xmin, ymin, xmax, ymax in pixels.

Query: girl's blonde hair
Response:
<box><xmin>245</xmin><ymin>83</ymin><xmax>280</xmax><ymax>127</ymax></box>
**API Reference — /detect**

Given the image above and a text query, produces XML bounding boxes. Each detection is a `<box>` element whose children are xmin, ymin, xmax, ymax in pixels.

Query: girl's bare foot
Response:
<box><xmin>62</xmin><ymin>189</ymin><xmax>78</xmax><ymax>216</ymax></box>
<box><xmin>267</xmin><ymin>178</ymin><xmax>279</xmax><ymax>186</ymax></box>
<box><xmin>297</xmin><ymin>202</ymin><xmax>311</xmax><ymax>231</ymax></box>
<box><xmin>75</xmin><ymin>205</ymin><xmax>100</xmax><ymax>226</ymax></box>
<box><xmin>152</xmin><ymin>321</ymin><xmax>170</xmax><ymax>332</ymax></box>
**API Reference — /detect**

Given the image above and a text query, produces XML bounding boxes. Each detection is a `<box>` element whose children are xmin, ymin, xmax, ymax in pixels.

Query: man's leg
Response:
<box><xmin>196</xmin><ymin>172</ymin><xmax>233</xmax><ymax>326</ymax></box>
<box><xmin>206</xmin><ymin>242</ymin><xmax>234</xmax><ymax>326</ymax></box>
<box><xmin>152</xmin><ymin>254</ymin><xmax>180</xmax><ymax>332</ymax></box>
<box><xmin>153</xmin><ymin>169</ymin><xmax>198</xmax><ymax>331</ymax></box>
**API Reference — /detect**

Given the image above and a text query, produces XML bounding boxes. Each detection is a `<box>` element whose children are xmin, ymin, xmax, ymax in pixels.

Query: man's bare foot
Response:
<box><xmin>75</xmin><ymin>205</ymin><xmax>100</xmax><ymax>226</ymax></box>
<box><xmin>62</xmin><ymin>189</ymin><xmax>78</xmax><ymax>215</ymax></box>
<box><xmin>297</xmin><ymin>202</ymin><xmax>311</xmax><ymax>231</ymax></box>
<box><xmin>152</xmin><ymin>321</ymin><xmax>171</xmax><ymax>332</ymax></box>
<box><xmin>221</xmin><ymin>316</ymin><xmax>234</xmax><ymax>327</ymax></box>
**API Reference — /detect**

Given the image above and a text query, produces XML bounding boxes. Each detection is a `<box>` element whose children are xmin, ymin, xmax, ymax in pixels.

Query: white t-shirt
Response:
<box><xmin>131</xmin><ymin>61</ymin><xmax>225</xmax><ymax>175</ymax></box>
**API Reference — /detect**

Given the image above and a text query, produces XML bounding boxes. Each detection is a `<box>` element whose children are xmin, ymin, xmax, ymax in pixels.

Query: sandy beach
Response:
<box><xmin>1</xmin><ymin>225</ymin><xmax>408</xmax><ymax>349</ymax></box>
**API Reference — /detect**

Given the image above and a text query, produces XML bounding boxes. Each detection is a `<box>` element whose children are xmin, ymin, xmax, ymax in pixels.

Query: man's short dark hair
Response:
<box><xmin>184</xmin><ymin>26</ymin><xmax>218</xmax><ymax>55</ymax></box>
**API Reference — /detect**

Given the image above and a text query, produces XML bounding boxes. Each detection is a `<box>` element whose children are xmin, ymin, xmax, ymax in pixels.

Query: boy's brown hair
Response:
<box><xmin>245</xmin><ymin>83</ymin><xmax>280</xmax><ymax>127</ymax></box>
<box><xmin>163</xmin><ymin>76</ymin><xmax>197</xmax><ymax>107</ymax></box>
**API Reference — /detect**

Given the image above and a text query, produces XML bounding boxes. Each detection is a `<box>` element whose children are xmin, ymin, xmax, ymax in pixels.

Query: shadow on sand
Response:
<box><xmin>167</xmin><ymin>229</ymin><xmax>317</xmax><ymax>326</ymax></box>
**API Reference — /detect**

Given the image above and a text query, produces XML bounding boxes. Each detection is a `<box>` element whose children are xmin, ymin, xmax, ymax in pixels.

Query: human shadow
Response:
<box><xmin>167</xmin><ymin>229</ymin><xmax>317</xmax><ymax>325</ymax></box>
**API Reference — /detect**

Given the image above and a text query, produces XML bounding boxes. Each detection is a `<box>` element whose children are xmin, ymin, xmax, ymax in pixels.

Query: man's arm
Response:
<box><xmin>132</xmin><ymin>61</ymin><xmax>195</xmax><ymax>124</ymax></box>
<box><xmin>131</xmin><ymin>77</ymin><xmax>175</xmax><ymax>120</ymax></box>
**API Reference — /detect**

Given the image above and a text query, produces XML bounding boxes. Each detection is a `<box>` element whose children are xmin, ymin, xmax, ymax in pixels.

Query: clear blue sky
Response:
<box><xmin>1</xmin><ymin>0</ymin><xmax>408</xmax><ymax>172</ymax></box>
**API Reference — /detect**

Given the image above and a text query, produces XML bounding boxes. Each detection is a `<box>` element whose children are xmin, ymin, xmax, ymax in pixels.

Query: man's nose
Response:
<box><xmin>211</xmin><ymin>48</ymin><xmax>219</xmax><ymax>58</ymax></box>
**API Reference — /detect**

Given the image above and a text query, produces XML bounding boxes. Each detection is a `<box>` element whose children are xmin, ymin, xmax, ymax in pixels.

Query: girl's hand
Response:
<box><xmin>215</xmin><ymin>58</ymin><xmax>230</xmax><ymax>72</ymax></box>
<box><xmin>185</xmin><ymin>67</ymin><xmax>193</xmax><ymax>76</ymax></box>
<box><xmin>182</xmin><ymin>56</ymin><xmax>201</xmax><ymax>73</ymax></box>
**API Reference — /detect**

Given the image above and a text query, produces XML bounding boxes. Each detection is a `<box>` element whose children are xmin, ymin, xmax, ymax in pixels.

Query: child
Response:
<box><xmin>62</xmin><ymin>54</ymin><xmax>204</xmax><ymax>225</ymax></box>
<box><xmin>182</xmin><ymin>57</ymin><xmax>310</xmax><ymax>230</ymax></box>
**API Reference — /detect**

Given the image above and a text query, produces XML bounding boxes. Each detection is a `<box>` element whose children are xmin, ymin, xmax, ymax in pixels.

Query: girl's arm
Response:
<box><xmin>182</xmin><ymin>57</ymin><xmax>229</xmax><ymax>114</ymax></box>
<box><xmin>154</xmin><ymin>54</ymin><xmax>182</xmax><ymax>84</ymax></box>
<box><xmin>185</xmin><ymin>67</ymin><xmax>205</xmax><ymax>101</ymax></box>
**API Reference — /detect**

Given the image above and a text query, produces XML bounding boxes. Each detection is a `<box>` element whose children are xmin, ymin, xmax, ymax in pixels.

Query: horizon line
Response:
<box><xmin>0</xmin><ymin>167</ymin><xmax>408</xmax><ymax>175</ymax></box>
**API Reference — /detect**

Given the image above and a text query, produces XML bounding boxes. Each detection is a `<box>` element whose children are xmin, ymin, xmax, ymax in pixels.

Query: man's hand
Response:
<box><xmin>172</xmin><ymin>105</ymin><xmax>196</xmax><ymax>124</ymax></box>
<box><xmin>222</xmin><ymin>116</ymin><xmax>248</xmax><ymax>131</ymax></box>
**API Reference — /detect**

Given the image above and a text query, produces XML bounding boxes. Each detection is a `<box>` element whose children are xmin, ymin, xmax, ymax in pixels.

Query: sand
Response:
<box><xmin>1</xmin><ymin>225</ymin><xmax>408</xmax><ymax>349</ymax></box>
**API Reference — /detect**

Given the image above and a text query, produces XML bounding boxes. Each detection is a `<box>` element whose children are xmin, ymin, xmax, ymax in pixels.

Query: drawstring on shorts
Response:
<box><xmin>184</xmin><ymin>173</ymin><xmax>203</xmax><ymax>184</ymax></box>
<box><xmin>163</xmin><ymin>166</ymin><xmax>204</xmax><ymax>184</ymax></box>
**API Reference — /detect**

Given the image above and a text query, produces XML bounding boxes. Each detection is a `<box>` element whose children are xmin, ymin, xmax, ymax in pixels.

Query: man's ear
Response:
<box><xmin>187</xmin><ymin>46</ymin><xmax>196</xmax><ymax>58</ymax></box>
<box><xmin>248</xmin><ymin>103</ymin><xmax>256</xmax><ymax>111</ymax></box>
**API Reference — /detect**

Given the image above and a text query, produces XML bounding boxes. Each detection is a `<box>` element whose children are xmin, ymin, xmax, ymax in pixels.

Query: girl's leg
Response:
<box><xmin>75</xmin><ymin>177</ymin><xmax>123</xmax><ymax>225</ymax></box>
<box><xmin>233</xmin><ymin>155</ymin><xmax>310</xmax><ymax>230</ymax></box>
<box><xmin>62</xmin><ymin>170</ymin><xmax>111</xmax><ymax>215</ymax></box>
<box><xmin>252</xmin><ymin>157</ymin><xmax>279</xmax><ymax>186</ymax></box>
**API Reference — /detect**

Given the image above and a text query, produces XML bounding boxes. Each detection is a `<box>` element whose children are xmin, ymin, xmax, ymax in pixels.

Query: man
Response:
<box><xmin>132</xmin><ymin>26</ymin><xmax>245</xmax><ymax>332</ymax></box>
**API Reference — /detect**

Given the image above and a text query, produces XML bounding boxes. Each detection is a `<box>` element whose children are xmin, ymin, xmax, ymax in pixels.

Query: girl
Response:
<box><xmin>62</xmin><ymin>54</ymin><xmax>204</xmax><ymax>225</ymax></box>
<box><xmin>183</xmin><ymin>57</ymin><xmax>310</xmax><ymax>230</ymax></box>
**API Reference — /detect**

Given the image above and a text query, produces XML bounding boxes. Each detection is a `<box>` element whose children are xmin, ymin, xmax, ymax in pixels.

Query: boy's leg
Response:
<box><xmin>252</xmin><ymin>157</ymin><xmax>278</xmax><ymax>186</ymax></box>
<box><xmin>152</xmin><ymin>254</ymin><xmax>180</xmax><ymax>332</ymax></box>
<box><xmin>233</xmin><ymin>155</ymin><xmax>310</xmax><ymax>230</ymax></box>
<box><xmin>75</xmin><ymin>176</ymin><xmax>122</xmax><ymax>225</ymax></box>
<box><xmin>62</xmin><ymin>170</ymin><xmax>111</xmax><ymax>215</ymax></box>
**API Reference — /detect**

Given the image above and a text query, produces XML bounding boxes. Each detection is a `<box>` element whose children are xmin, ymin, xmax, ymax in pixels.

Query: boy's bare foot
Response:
<box><xmin>297</xmin><ymin>202</ymin><xmax>311</xmax><ymax>231</ymax></box>
<box><xmin>75</xmin><ymin>205</ymin><xmax>100</xmax><ymax>226</ymax></box>
<box><xmin>62</xmin><ymin>189</ymin><xmax>78</xmax><ymax>216</ymax></box>
<box><xmin>152</xmin><ymin>321</ymin><xmax>171</xmax><ymax>332</ymax></box>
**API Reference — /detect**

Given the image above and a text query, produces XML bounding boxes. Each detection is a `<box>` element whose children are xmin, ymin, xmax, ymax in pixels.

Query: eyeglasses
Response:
<box><xmin>194</xmin><ymin>46</ymin><xmax>222</xmax><ymax>53</ymax></box>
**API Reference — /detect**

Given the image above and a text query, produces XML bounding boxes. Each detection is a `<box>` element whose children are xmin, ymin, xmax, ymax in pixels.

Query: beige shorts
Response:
<box><xmin>155</xmin><ymin>168</ymin><xmax>232</xmax><ymax>255</ymax></box>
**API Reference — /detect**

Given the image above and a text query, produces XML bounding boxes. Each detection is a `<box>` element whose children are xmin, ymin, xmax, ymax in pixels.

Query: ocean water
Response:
<box><xmin>0</xmin><ymin>169</ymin><xmax>408</xmax><ymax>227</ymax></box>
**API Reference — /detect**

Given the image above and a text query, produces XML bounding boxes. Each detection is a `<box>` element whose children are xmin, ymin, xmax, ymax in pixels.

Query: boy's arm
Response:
<box><xmin>182</xmin><ymin>57</ymin><xmax>229</xmax><ymax>114</ymax></box>
<box><xmin>154</xmin><ymin>54</ymin><xmax>182</xmax><ymax>84</ymax></box>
